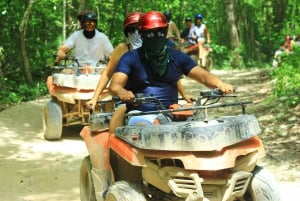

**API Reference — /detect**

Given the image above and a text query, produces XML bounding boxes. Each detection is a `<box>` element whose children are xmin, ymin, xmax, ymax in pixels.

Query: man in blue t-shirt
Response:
<box><xmin>109</xmin><ymin>11</ymin><xmax>233</xmax><ymax>113</ymax></box>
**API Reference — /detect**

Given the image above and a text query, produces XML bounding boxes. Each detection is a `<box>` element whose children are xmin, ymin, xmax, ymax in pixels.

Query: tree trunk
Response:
<box><xmin>272</xmin><ymin>0</ymin><xmax>288</xmax><ymax>33</ymax></box>
<box><xmin>263</xmin><ymin>1</ymin><xmax>273</xmax><ymax>58</ymax></box>
<box><xmin>19</xmin><ymin>0</ymin><xmax>35</xmax><ymax>85</ymax></box>
<box><xmin>78</xmin><ymin>0</ymin><xmax>88</xmax><ymax>14</ymax></box>
<box><xmin>63</xmin><ymin>0</ymin><xmax>67</xmax><ymax>41</ymax></box>
<box><xmin>289</xmin><ymin>0</ymin><xmax>298</xmax><ymax>33</ymax></box>
<box><xmin>108</xmin><ymin>0</ymin><xmax>119</xmax><ymax>39</ymax></box>
<box><xmin>227</xmin><ymin>0</ymin><xmax>241</xmax><ymax>68</ymax></box>
<box><xmin>243</xmin><ymin>5</ymin><xmax>261</xmax><ymax>64</ymax></box>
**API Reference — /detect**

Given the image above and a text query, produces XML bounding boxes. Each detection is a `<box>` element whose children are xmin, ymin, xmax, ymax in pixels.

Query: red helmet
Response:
<box><xmin>139</xmin><ymin>11</ymin><xmax>168</xmax><ymax>31</ymax></box>
<box><xmin>123</xmin><ymin>12</ymin><xmax>144</xmax><ymax>31</ymax></box>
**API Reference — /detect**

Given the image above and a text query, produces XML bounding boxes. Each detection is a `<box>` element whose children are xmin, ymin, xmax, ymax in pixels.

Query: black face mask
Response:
<box><xmin>143</xmin><ymin>36</ymin><xmax>167</xmax><ymax>53</ymax></box>
<box><xmin>142</xmin><ymin>36</ymin><xmax>169</xmax><ymax>76</ymax></box>
<box><xmin>83</xmin><ymin>29</ymin><xmax>95</xmax><ymax>39</ymax></box>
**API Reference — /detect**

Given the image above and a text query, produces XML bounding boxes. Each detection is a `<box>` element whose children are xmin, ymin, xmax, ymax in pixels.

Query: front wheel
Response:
<box><xmin>80</xmin><ymin>156</ymin><xmax>96</xmax><ymax>201</ymax></box>
<box><xmin>43</xmin><ymin>100</ymin><xmax>62</xmax><ymax>140</ymax></box>
<box><xmin>105</xmin><ymin>181</ymin><xmax>146</xmax><ymax>201</ymax></box>
<box><xmin>245</xmin><ymin>166</ymin><xmax>282</xmax><ymax>201</ymax></box>
<box><xmin>204</xmin><ymin>57</ymin><xmax>213</xmax><ymax>72</ymax></box>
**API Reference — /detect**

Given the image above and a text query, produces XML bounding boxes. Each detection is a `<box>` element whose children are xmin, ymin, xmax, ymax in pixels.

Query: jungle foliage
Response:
<box><xmin>0</xmin><ymin>0</ymin><xmax>299</xmax><ymax>109</ymax></box>
<box><xmin>272</xmin><ymin>46</ymin><xmax>300</xmax><ymax>106</ymax></box>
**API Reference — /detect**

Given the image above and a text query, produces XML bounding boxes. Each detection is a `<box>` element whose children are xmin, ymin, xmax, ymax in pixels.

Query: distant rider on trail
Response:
<box><xmin>54</xmin><ymin>10</ymin><xmax>113</xmax><ymax>67</ymax></box>
<box><xmin>188</xmin><ymin>13</ymin><xmax>211</xmax><ymax>67</ymax></box>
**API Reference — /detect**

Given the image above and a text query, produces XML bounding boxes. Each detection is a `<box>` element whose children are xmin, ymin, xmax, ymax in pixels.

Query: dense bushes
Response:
<box><xmin>0</xmin><ymin>79</ymin><xmax>48</xmax><ymax>111</ymax></box>
<box><xmin>271</xmin><ymin>46</ymin><xmax>300</xmax><ymax>106</ymax></box>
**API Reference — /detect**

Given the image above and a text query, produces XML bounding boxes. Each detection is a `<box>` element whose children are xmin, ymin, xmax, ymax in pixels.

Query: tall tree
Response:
<box><xmin>272</xmin><ymin>0</ymin><xmax>288</xmax><ymax>33</ymax></box>
<box><xmin>63</xmin><ymin>0</ymin><xmax>67</xmax><ymax>41</ymax></box>
<box><xmin>227</xmin><ymin>0</ymin><xmax>241</xmax><ymax>67</ymax></box>
<box><xmin>19</xmin><ymin>0</ymin><xmax>36</xmax><ymax>85</ymax></box>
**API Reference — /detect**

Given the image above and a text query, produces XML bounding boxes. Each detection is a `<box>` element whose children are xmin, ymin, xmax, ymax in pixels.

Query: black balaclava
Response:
<box><xmin>83</xmin><ymin>29</ymin><xmax>95</xmax><ymax>38</ymax></box>
<box><xmin>142</xmin><ymin>33</ymin><xmax>169</xmax><ymax>76</ymax></box>
<box><xmin>81</xmin><ymin>12</ymin><xmax>97</xmax><ymax>39</ymax></box>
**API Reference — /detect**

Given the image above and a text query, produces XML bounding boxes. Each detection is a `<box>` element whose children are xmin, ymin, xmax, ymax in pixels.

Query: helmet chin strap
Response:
<box><xmin>83</xmin><ymin>29</ymin><xmax>95</xmax><ymax>38</ymax></box>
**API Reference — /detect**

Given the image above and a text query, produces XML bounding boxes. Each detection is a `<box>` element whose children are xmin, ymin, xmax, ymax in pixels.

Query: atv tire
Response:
<box><xmin>246</xmin><ymin>165</ymin><xmax>282</xmax><ymax>201</ymax></box>
<box><xmin>204</xmin><ymin>57</ymin><xmax>213</xmax><ymax>72</ymax></box>
<box><xmin>80</xmin><ymin>156</ymin><xmax>96</xmax><ymax>201</ymax></box>
<box><xmin>43</xmin><ymin>100</ymin><xmax>62</xmax><ymax>140</ymax></box>
<box><xmin>106</xmin><ymin>181</ymin><xmax>146</xmax><ymax>201</ymax></box>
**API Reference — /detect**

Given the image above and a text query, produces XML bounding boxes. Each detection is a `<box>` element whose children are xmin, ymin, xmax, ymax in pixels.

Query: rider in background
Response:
<box><xmin>87</xmin><ymin>12</ymin><xmax>144</xmax><ymax>109</ymax></box>
<box><xmin>164</xmin><ymin>11</ymin><xmax>181</xmax><ymax>49</ymax></box>
<box><xmin>54</xmin><ymin>10</ymin><xmax>113</xmax><ymax>67</ymax></box>
<box><xmin>272</xmin><ymin>35</ymin><xmax>299</xmax><ymax>68</ymax></box>
<box><xmin>283</xmin><ymin>35</ymin><xmax>292</xmax><ymax>53</ymax></box>
<box><xmin>87</xmin><ymin>12</ymin><xmax>194</xmax><ymax>109</ymax></box>
<box><xmin>272</xmin><ymin>41</ymin><xmax>285</xmax><ymax>68</ymax></box>
<box><xmin>180</xmin><ymin>17</ymin><xmax>193</xmax><ymax>45</ymax></box>
<box><xmin>188</xmin><ymin>13</ymin><xmax>211</xmax><ymax>67</ymax></box>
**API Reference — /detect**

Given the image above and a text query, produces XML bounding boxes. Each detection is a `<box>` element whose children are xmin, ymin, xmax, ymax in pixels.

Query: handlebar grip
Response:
<box><xmin>200</xmin><ymin>89</ymin><xmax>222</xmax><ymax>97</ymax></box>
<box><xmin>112</xmin><ymin>96</ymin><xmax>120</xmax><ymax>102</ymax></box>
<box><xmin>111</xmin><ymin>94</ymin><xmax>149</xmax><ymax>104</ymax></box>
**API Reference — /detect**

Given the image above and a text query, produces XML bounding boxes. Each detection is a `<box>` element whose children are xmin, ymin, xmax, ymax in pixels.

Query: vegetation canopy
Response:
<box><xmin>0</xmin><ymin>0</ymin><xmax>299</xmax><ymax>110</ymax></box>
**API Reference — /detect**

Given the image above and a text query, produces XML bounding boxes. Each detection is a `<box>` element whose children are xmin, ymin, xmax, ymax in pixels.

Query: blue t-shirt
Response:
<box><xmin>115</xmin><ymin>48</ymin><xmax>196</xmax><ymax>111</ymax></box>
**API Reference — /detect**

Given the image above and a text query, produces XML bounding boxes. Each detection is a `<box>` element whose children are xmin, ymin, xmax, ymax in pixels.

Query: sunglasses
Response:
<box><xmin>125</xmin><ymin>25</ymin><xmax>138</xmax><ymax>34</ymax></box>
<box><xmin>141</xmin><ymin>30</ymin><xmax>167</xmax><ymax>39</ymax></box>
<box><xmin>84</xmin><ymin>20</ymin><xmax>96</xmax><ymax>24</ymax></box>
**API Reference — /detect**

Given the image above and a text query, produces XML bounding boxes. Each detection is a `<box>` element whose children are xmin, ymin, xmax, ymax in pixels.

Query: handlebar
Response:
<box><xmin>92</xmin><ymin>89</ymin><xmax>252</xmax><ymax>121</ymax></box>
<box><xmin>53</xmin><ymin>54</ymin><xmax>80</xmax><ymax>67</ymax></box>
<box><xmin>111</xmin><ymin>89</ymin><xmax>236</xmax><ymax>104</ymax></box>
<box><xmin>200</xmin><ymin>89</ymin><xmax>236</xmax><ymax>98</ymax></box>
<box><xmin>122</xmin><ymin>100</ymin><xmax>252</xmax><ymax>117</ymax></box>
<box><xmin>53</xmin><ymin>54</ymin><xmax>108</xmax><ymax>67</ymax></box>
<box><xmin>112</xmin><ymin>93</ymin><xmax>159</xmax><ymax>104</ymax></box>
<box><xmin>51</xmin><ymin>54</ymin><xmax>107</xmax><ymax>76</ymax></box>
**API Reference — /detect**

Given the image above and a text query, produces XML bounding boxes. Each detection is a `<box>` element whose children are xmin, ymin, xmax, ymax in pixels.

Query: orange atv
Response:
<box><xmin>181</xmin><ymin>42</ymin><xmax>213</xmax><ymax>72</ymax></box>
<box><xmin>43</xmin><ymin>56</ymin><xmax>111</xmax><ymax>140</ymax></box>
<box><xmin>79</xmin><ymin>89</ymin><xmax>282</xmax><ymax>201</ymax></box>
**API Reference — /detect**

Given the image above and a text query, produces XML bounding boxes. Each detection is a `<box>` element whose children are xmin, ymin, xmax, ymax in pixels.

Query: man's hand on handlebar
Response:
<box><xmin>217</xmin><ymin>82</ymin><xmax>234</xmax><ymax>94</ymax></box>
<box><xmin>54</xmin><ymin>49</ymin><xmax>67</xmax><ymax>65</ymax></box>
<box><xmin>86</xmin><ymin>98</ymin><xmax>97</xmax><ymax>111</ymax></box>
<box><xmin>54</xmin><ymin>57</ymin><xmax>60</xmax><ymax>66</ymax></box>
<box><xmin>117</xmin><ymin>89</ymin><xmax>135</xmax><ymax>102</ymax></box>
<box><xmin>182</xmin><ymin>94</ymin><xmax>196</xmax><ymax>103</ymax></box>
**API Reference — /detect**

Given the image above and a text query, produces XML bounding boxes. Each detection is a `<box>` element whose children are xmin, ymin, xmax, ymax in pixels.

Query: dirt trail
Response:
<box><xmin>0</xmin><ymin>69</ymin><xmax>299</xmax><ymax>201</ymax></box>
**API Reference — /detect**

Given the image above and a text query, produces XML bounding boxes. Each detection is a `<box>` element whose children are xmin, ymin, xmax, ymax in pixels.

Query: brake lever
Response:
<box><xmin>200</xmin><ymin>89</ymin><xmax>237</xmax><ymax>98</ymax></box>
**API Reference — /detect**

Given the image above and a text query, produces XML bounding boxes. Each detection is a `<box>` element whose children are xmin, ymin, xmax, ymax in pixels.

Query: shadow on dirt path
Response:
<box><xmin>0</xmin><ymin>99</ymin><xmax>88</xmax><ymax>201</ymax></box>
